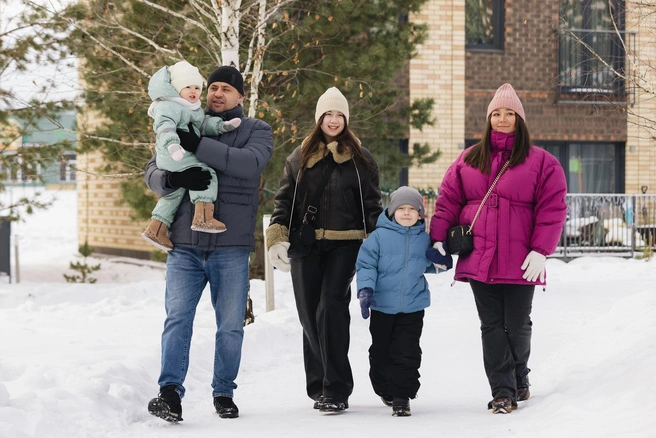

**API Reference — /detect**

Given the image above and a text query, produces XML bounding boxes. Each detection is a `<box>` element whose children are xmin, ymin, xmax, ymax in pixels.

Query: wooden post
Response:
<box><xmin>263</xmin><ymin>214</ymin><xmax>274</xmax><ymax>312</ymax></box>
<box><xmin>14</xmin><ymin>236</ymin><xmax>20</xmax><ymax>284</ymax></box>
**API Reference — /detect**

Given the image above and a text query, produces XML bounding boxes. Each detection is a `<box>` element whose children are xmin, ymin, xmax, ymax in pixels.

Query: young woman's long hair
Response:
<box><xmin>464</xmin><ymin>116</ymin><xmax>531</xmax><ymax>174</ymax></box>
<box><xmin>300</xmin><ymin>114</ymin><xmax>373</xmax><ymax>173</ymax></box>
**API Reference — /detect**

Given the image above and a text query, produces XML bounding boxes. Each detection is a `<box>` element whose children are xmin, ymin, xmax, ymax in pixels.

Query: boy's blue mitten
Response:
<box><xmin>426</xmin><ymin>241</ymin><xmax>453</xmax><ymax>271</ymax></box>
<box><xmin>357</xmin><ymin>287</ymin><xmax>377</xmax><ymax>319</ymax></box>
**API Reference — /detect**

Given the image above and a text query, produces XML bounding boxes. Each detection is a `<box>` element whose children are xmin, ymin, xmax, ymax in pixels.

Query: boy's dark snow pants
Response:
<box><xmin>368</xmin><ymin>309</ymin><xmax>425</xmax><ymax>399</ymax></box>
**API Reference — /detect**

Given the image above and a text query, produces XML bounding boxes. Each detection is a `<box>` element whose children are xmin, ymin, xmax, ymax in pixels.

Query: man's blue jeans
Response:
<box><xmin>157</xmin><ymin>246</ymin><xmax>250</xmax><ymax>399</ymax></box>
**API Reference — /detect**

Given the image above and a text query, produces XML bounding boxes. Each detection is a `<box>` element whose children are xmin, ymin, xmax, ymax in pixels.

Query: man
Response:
<box><xmin>145</xmin><ymin>65</ymin><xmax>273</xmax><ymax>422</ymax></box>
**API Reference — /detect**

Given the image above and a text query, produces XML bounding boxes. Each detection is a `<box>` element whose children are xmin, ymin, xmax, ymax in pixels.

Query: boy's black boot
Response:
<box><xmin>318</xmin><ymin>397</ymin><xmax>349</xmax><ymax>413</ymax></box>
<box><xmin>148</xmin><ymin>385</ymin><xmax>183</xmax><ymax>423</ymax></box>
<box><xmin>392</xmin><ymin>397</ymin><xmax>411</xmax><ymax>417</ymax></box>
<box><xmin>214</xmin><ymin>396</ymin><xmax>240</xmax><ymax>418</ymax></box>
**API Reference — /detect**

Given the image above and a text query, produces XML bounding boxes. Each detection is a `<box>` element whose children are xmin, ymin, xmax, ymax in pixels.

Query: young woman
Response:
<box><xmin>430</xmin><ymin>83</ymin><xmax>567</xmax><ymax>414</ymax></box>
<box><xmin>266</xmin><ymin>87</ymin><xmax>383</xmax><ymax>413</ymax></box>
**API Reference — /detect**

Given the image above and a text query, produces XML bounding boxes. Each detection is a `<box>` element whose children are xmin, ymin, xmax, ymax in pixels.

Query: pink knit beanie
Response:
<box><xmin>486</xmin><ymin>83</ymin><xmax>526</xmax><ymax>122</ymax></box>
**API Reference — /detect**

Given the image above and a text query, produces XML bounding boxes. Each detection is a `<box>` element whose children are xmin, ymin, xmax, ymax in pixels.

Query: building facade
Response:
<box><xmin>76</xmin><ymin>111</ymin><xmax>155</xmax><ymax>258</ymax></box>
<box><xmin>1</xmin><ymin>112</ymin><xmax>77</xmax><ymax>189</ymax></box>
<box><xmin>409</xmin><ymin>0</ymin><xmax>656</xmax><ymax>196</ymax></box>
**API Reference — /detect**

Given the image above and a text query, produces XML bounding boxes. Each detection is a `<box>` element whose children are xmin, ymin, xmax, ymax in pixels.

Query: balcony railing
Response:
<box><xmin>557</xmin><ymin>28</ymin><xmax>635</xmax><ymax>104</ymax></box>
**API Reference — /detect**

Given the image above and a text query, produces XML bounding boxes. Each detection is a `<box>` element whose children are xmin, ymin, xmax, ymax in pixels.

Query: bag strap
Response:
<box><xmin>303</xmin><ymin>155</ymin><xmax>338</xmax><ymax>224</ymax></box>
<box><xmin>468</xmin><ymin>160</ymin><xmax>510</xmax><ymax>233</ymax></box>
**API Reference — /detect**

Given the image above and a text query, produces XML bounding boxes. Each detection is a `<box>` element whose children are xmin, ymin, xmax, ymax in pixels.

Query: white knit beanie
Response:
<box><xmin>169</xmin><ymin>61</ymin><xmax>204</xmax><ymax>94</ymax></box>
<box><xmin>486</xmin><ymin>83</ymin><xmax>526</xmax><ymax>122</ymax></box>
<box><xmin>388</xmin><ymin>186</ymin><xmax>425</xmax><ymax>219</ymax></box>
<box><xmin>315</xmin><ymin>87</ymin><xmax>350</xmax><ymax>124</ymax></box>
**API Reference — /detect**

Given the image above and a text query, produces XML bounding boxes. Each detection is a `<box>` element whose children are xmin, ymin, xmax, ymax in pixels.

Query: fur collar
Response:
<box><xmin>301</xmin><ymin>137</ymin><xmax>360</xmax><ymax>168</ymax></box>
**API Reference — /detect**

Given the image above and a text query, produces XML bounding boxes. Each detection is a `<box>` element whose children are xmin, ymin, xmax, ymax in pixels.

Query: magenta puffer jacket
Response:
<box><xmin>430</xmin><ymin>130</ymin><xmax>567</xmax><ymax>285</ymax></box>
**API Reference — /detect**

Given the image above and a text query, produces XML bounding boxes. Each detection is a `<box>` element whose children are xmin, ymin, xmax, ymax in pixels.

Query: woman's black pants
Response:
<box><xmin>470</xmin><ymin>279</ymin><xmax>534</xmax><ymax>402</ymax></box>
<box><xmin>290</xmin><ymin>240</ymin><xmax>361</xmax><ymax>403</ymax></box>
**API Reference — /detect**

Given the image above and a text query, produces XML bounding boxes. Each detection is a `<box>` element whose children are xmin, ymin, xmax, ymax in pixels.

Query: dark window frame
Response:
<box><xmin>535</xmin><ymin>140</ymin><xmax>625</xmax><ymax>193</ymax></box>
<box><xmin>557</xmin><ymin>0</ymin><xmax>630</xmax><ymax>100</ymax></box>
<box><xmin>465</xmin><ymin>0</ymin><xmax>505</xmax><ymax>51</ymax></box>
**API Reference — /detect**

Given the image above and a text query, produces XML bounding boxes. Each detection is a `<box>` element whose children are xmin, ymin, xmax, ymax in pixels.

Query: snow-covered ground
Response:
<box><xmin>1</xmin><ymin>188</ymin><xmax>654</xmax><ymax>438</ymax></box>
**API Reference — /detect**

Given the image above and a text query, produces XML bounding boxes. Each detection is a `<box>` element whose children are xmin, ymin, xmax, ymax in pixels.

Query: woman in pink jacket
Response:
<box><xmin>430</xmin><ymin>84</ymin><xmax>567</xmax><ymax>414</ymax></box>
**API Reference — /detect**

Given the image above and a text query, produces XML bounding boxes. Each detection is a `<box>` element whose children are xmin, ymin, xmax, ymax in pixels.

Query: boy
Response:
<box><xmin>356</xmin><ymin>186</ymin><xmax>452</xmax><ymax>416</ymax></box>
<box><xmin>141</xmin><ymin>60</ymin><xmax>241</xmax><ymax>251</ymax></box>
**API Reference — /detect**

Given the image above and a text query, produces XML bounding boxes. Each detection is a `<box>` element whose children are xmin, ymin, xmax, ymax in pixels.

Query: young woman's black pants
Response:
<box><xmin>290</xmin><ymin>240</ymin><xmax>361</xmax><ymax>403</ymax></box>
<box><xmin>470</xmin><ymin>279</ymin><xmax>534</xmax><ymax>402</ymax></box>
<box><xmin>368</xmin><ymin>309</ymin><xmax>424</xmax><ymax>399</ymax></box>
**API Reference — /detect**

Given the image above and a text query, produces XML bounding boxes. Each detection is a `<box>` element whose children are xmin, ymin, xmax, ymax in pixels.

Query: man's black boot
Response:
<box><xmin>148</xmin><ymin>385</ymin><xmax>183</xmax><ymax>423</ymax></box>
<box><xmin>214</xmin><ymin>396</ymin><xmax>240</xmax><ymax>418</ymax></box>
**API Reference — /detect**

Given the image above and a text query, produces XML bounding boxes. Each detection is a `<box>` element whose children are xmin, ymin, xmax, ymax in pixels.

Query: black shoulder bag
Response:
<box><xmin>288</xmin><ymin>156</ymin><xmax>338</xmax><ymax>257</ymax></box>
<box><xmin>447</xmin><ymin>160</ymin><xmax>509</xmax><ymax>257</ymax></box>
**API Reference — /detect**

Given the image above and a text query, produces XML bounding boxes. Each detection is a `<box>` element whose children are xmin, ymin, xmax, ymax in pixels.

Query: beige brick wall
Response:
<box><xmin>76</xmin><ymin>112</ymin><xmax>154</xmax><ymax>258</ymax></box>
<box><xmin>408</xmin><ymin>0</ymin><xmax>466</xmax><ymax>192</ymax></box>
<box><xmin>626</xmin><ymin>1</ymin><xmax>656</xmax><ymax>195</ymax></box>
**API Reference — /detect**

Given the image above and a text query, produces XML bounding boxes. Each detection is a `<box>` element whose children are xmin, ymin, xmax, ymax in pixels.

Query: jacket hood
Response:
<box><xmin>377</xmin><ymin>207</ymin><xmax>426</xmax><ymax>234</ymax></box>
<box><xmin>148</xmin><ymin>66</ymin><xmax>181</xmax><ymax>101</ymax></box>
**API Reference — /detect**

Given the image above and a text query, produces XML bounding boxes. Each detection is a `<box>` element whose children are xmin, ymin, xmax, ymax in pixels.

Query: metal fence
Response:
<box><xmin>385</xmin><ymin>192</ymin><xmax>656</xmax><ymax>259</ymax></box>
<box><xmin>557</xmin><ymin>194</ymin><xmax>656</xmax><ymax>259</ymax></box>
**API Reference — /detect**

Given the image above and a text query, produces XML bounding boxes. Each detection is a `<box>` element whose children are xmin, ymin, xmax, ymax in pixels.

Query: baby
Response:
<box><xmin>142</xmin><ymin>60</ymin><xmax>240</xmax><ymax>251</ymax></box>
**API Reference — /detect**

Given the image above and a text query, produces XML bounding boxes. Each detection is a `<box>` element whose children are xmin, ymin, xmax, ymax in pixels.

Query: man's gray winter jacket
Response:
<box><xmin>145</xmin><ymin>104</ymin><xmax>273</xmax><ymax>251</ymax></box>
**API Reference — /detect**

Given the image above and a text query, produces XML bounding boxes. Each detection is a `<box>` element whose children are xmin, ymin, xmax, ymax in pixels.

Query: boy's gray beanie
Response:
<box><xmin>388</xmin><ymin>186</ymin><xmax>425</xmax><ymax>218</ymax></box>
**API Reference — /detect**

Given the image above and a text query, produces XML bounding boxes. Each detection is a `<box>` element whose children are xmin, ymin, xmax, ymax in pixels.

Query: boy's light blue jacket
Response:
<box><xmin>356</xmin><ymin>208</ymin><xmax>435</xmax><ymax>315</ymax></box>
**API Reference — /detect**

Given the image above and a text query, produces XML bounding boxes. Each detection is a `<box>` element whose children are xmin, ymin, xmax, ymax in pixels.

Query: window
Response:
<box><xmin>558</xmin><ymin>0</ymin><xmax>630</xmax><ymax>98</ymax></box>
<box><xmin>466</xmin><ymin>0</ymin><xmax>504</xmax><ymax>50</ymax></box>
<box><xmin>59</xmin><ymin>153</ymin><xmax>76</xmax><ymax>182</ymax></box>
<box><xmin>18</xmin><ymin>163</ymin><xmax>39</xmax><ymax>183</ymax></box>
<box><xmin>537</xmin><ymin>141</ymin><xmax>624</xmax><ymax>193</ymax></box>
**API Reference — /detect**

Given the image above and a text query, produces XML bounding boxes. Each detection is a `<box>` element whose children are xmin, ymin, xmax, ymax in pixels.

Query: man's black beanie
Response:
<box><xmin>207</xmin><ymin>66</ymin><xmax>244</xmax><ymax>96</ymax></box>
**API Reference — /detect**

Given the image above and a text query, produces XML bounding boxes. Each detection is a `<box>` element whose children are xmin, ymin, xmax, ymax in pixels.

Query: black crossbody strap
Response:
<box><xmin>304</xmin><ymin>155</ymin><xmax>337</xmax><ymax>223</ymax></box>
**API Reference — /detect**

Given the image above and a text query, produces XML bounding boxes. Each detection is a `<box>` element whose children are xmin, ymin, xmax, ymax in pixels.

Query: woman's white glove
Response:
<box><xmin>268</xmin><ymin>242</ymin><xmax>291</xmax><ymax>272</ymax></box>
<box><xmin>521</xmin><ymin>250</ymin><xmax>546</xmax><ymax>282</ymax></box>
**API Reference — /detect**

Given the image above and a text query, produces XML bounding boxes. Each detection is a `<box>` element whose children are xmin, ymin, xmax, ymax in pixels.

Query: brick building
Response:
<box><xmin>409</xmin><ymin>0</ymin><xmax>656</xmax><ymax>196</ymax></box>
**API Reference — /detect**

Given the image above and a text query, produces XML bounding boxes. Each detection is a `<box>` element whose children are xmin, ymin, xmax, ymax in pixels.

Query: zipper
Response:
<box><xmin>400</xmin><ymin>229</ymin><xmax>410</xmax><ymax>312</ymax></box>
<box><xmin>321</xmin><ymin>159</ymin><xmax>330</xmax><ymax>237</ymax></box>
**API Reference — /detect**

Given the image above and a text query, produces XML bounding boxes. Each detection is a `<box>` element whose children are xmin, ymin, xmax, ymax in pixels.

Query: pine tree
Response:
<box><xmin>63</xmin><ymin>241</ymin><xmax>102</xmax><ymax>283</ymax></box>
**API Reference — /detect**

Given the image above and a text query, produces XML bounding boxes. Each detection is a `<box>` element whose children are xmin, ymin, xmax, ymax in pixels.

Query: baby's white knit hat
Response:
<box><xmin>315</xmin><ymin>87</ymin><xmax>350</xmax><ymax>124</ymax></box>
<box><xmin>169</xmin><ymin>61</ymin><xmax>204</xmax><ymax>94</ymax></box>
